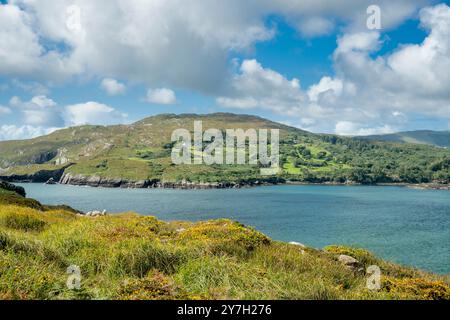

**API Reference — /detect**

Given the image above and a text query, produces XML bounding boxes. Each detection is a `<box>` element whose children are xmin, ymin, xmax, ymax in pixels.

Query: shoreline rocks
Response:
<box><xmin>0</xmin><ymin>164</ymin><xmax>72</xmax><ymax>184</ymax></box>
<box><xmin>3</xmin><ymin>169</ymin><xmax>449</xmax><ymax>190</ymax></box>
<box><xmin>45</xmin><ymin>177</ymin><xmax>57</xmax><ymax>185</ymax></box>
<box><xmin>58</xmin><ymin>172</ymin><xmax>284</xmax><ymax>189</ymax></box>
<box><xmin>0</xmin><ymin>180</ymin><xmax>26</xmax><ymax>197</ymax></box>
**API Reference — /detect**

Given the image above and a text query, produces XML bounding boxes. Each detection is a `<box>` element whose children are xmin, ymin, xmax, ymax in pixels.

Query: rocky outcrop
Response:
<box><xmin>59</xmin><ymin>172</ymin><xmax>285</xmax><ymax>189</ymax></box>
<box><xmin>338</xmin><ymin>254</ymin><xmax>361</xmax><ymax>271</ymax></box>
<box><xmin>45</xmin><ymin>178</ymin><xmax>57</xmax><ymax>185</ymax></box>
<box><xmin>0</xmin><ymin>181</ymin><xmax>26</xmax><ymax>197</ymax></box>
<box><xmin>0</xmin><ymin>164</ymin><xmax>73</xmax><ymax>183</ymax></box>
<box><xmin>59</xmin><ymin>173</ymin><xmax>155</xmax><ymax>188</ymax></box>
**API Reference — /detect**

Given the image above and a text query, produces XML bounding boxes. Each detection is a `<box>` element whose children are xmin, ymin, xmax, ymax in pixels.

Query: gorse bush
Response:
<box><xmin>382</xmin><ymin>277</ymin><xmax>450</xmax><ymax>300</ymax></box>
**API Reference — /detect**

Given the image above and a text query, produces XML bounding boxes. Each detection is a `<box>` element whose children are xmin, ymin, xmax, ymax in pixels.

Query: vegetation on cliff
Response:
<box><xmin>0</xmin><ymin>184</ymin><xmax>449</xmax><ymax>300</ymax></box>
<box><xmin>0</xmin><ymin>113</ymin><xmax>449</xmax><ymax>186</ymax></box>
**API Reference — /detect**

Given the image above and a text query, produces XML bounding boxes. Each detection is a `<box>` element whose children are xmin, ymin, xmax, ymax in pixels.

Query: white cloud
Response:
<box><xmin>295</xmin><ymin>16</ymin><xmax>335</xmax><ymax>37</ymax></box>
<box><xmin>11</xmin><ymin>95</ymin><xmax>64</xmax><ymax>127</ymax></box>
<box><xmin>329</xmin><ymin>3</ymin><xmax>450</xmax><ymax>122</ymax></box>
<box><xmin>0</xmin><ymin>125</ymin><xmax>59</xmax><ymax>141</ymax></box>
<box><xmin>64</xmin><ymin>101</ymin><xmax>128</xmax><ymax>126</ymax></box>
<box><xmin>146</xmin><ymin>88</ymin><xmax>177</xmax><ymax>105</ymax></box>
<box><xmin>0</xmin><ymin>106</ymin><xmax>11</xmax><ymax>115</ymax></box>
<box><xmin>308</xmin><ymin>77</ymin><xmax>343</xmax><ymax>102</ymax></box>
<box><xmin>0</xmin><ymin>1</ymin><xmax>447</xmax><ymax>135</ymax></box>
<box><xmin>335</xmin><ymin>121</ymin><xmax>395</xmax><ymax>136</ymax></box>
<box><xmin>0</xmin><ymin>0</ymin><xmax>431</xmax><ymax>92</ymax></box>
<box><xmin>217</xmin><ymin>4</ymin><xmax>450</xmax><ymax>135</ymax></box>
<box><xmin>100</xmin><ymin>78</ymin><xmax>126</xmax><ymax>95</ymax></box>
<box><xmin>0</xmin><ymin>94</ymin><xmax>127</xmax><ymax>140</ymax></box>
<box><xmin>0</xmin><ymin>4</ymin><xmax>75</xmax><ymax>81</ymax></box>
<box><xmin>217</xmin><ymin>59</ymin><xmax>305</xmax><ymax>115</ymax></box>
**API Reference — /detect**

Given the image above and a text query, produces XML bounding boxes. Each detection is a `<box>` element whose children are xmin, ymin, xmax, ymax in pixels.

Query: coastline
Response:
<box><xmin>6</xmin><ymin>174</ymin><xmax>449</xmax><ymax>190</ymax></box>
<box><xmin>1</xmin><ymin>166</ymin><xmax>448</xmax><ymax>190</ymax></box>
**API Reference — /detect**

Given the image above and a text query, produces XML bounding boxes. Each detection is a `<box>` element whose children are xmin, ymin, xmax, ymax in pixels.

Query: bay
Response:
<box><xmin>18</xmin><ymin>183</ymin><xmax>450</xmax><ymax>274</ymax></box>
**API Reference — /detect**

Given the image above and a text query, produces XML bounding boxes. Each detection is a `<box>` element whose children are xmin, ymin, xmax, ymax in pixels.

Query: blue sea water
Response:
<box><xmin>18</xmin><ymin>183</ymin><xmax>450</xmax><ymax>274</ymax></box>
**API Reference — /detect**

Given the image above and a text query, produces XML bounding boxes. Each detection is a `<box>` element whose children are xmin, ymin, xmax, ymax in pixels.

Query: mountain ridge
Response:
<box><xmin>357</xmin><ymin>130</ymin><xmax>450</xmax><ymax>148</ymax></box>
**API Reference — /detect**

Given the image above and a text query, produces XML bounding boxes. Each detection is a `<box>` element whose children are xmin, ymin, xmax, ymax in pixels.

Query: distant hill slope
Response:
<box><xmin>0</xmin><ymin>113</ymin><xmax>449</xmax><ymax>186</ymax></box>
<box><xmin>358</xmin><ymin>130</ymin><xmax>450</xmax><ymax>148</ymax></box>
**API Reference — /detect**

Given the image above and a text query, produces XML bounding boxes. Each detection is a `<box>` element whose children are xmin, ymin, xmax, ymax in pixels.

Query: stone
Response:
<box><xmin>338</xmin><ymin>254</ymin><xmax>360</xmax><ymax>270</ymax></box>
<box><xmin>45</xmin><ymin>177</ymin><xmax>56</xmax><ymax>185</ymax></box>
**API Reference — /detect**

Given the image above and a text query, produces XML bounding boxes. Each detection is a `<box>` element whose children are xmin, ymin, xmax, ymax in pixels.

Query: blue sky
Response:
<box><xmin>1</xmin><ymin>0</ymin><xmax>450</xmax><ymax>140</ymax></box>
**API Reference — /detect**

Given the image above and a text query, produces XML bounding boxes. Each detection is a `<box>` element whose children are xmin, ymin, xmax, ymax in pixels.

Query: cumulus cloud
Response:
<box><xmin>328</xmin><ymin>3</ymin><xmax>450</xmax><ymax>128</ymax></box>
<box><xmin>0</xmin><ymin>3</ymin><xmax>76</xmax><ymax>81</ymax></box>
<box><xmin>100</xmin><ymin>78</ymin><xmax>126</xmax><ymax>95</ymax></box>
<box><xmin>64</xmin><ymin>101</ymin><xmax>128</xmax><ymax>126</ymax></box>
<box><xmin>0</xmin><ymin>95</ymin><xmax>128</xmax><ymax>140</ymax></box>
<box><xmin>0</xmin><ymin>125</ymin><xmax>59</xmax><ymax>141</ymax></box>
<box><xmin>146</xmin><ymin>88</ymin><xmax>177</xmax><ymax>105</ymax></box>
<box><xmin>0</xmin><ymin>0</ymin><xmax>431</xmax><ymax>92</ymax></box>
<box><xmin>217</xmin><ymin>3</ymin><xmax>450</xmax><ymax>135</ymax></box>
<box><xmin>10</xmin><ymin>95</ymin><xmax>64</xmax><ymax>127</ymax></box>
<box><xmin>0</xmin><ymin>1</ymin><xmax>447</xmax><ymax>135</ymax></box>
<box><xmin>307</xmin><ymin>77</ymin><xmax>343</xmax><ymax>102</ymax></box>
<box><xmin>217</xmin><ymin>59</ymin><xmax>305</xmax><ymax>115</ymax></box>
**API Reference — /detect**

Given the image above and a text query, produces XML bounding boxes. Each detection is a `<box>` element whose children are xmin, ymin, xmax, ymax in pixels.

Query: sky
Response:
<box><xmin>1</xmin><ymin>0</ymin><xmax>450</xmax><ymax>140</ymax></box>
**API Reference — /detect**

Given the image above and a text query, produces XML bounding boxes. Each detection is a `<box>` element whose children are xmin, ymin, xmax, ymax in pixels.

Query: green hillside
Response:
<box><xmin>0</xmin><ymin>113</ymin><xmax>450</xmax><ymax>186</ymax></box>
<box><xmin>358</xmin><ymin>130</ymin><xmax>450</xmax><ymax>148</ymax></box>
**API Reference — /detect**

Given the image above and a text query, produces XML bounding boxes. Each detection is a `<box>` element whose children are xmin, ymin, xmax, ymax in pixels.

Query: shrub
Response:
<box><xmin>178</xmin><ymin>220</ymin><xmax>271</xmax><ymax>254</ymax></box>
<box><xmin>117</xmin><ymin>270</ymin><xmax>194</xmax><ymax>300</ymax></box>
<box><xmin>382</xmin><ymin>277</ymin><xmax>450</xmax><ymax>300</ymax></box>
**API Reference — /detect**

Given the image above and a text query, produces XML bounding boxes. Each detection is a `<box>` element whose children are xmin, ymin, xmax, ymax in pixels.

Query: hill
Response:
<box><xmin>0</xmin><ymin>113</ymin><xmax>450</xmax><ymax>186</ymax></box>
<box><xmin>358</xmin><ymin>130</ymin><xmax>450</xmax><ymax>148</ymax></box>
<box><xmin>0</xmin><ymin>184</ymin><xmax>449</xmax><ymax>300</ymax></box>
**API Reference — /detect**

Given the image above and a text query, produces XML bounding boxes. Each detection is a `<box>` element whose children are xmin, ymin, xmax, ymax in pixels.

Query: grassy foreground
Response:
<box><xmin>0</xmin><ymin>186</ymin><xmax>449</xmax><ymax>300</ymax></box>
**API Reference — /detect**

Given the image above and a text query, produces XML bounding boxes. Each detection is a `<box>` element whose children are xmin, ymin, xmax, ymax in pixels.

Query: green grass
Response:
<box><xmin>0</xmin><ymin>190</ymin><xmax>449</xmax><ymax>300</ymax></box>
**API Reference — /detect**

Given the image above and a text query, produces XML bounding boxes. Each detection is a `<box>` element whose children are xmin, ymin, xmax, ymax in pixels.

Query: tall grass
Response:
<box><xmin>0</xmin><ymin>202</ymin><xmax>449</xmax><ymax>300</ymax></box>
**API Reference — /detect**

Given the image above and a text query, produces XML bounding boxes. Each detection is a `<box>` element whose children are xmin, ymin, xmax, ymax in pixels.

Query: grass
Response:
<box><xmin>0</xmin><ymin>187</ymin><xmax>449</xmax><ymax>300</ymax></box>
